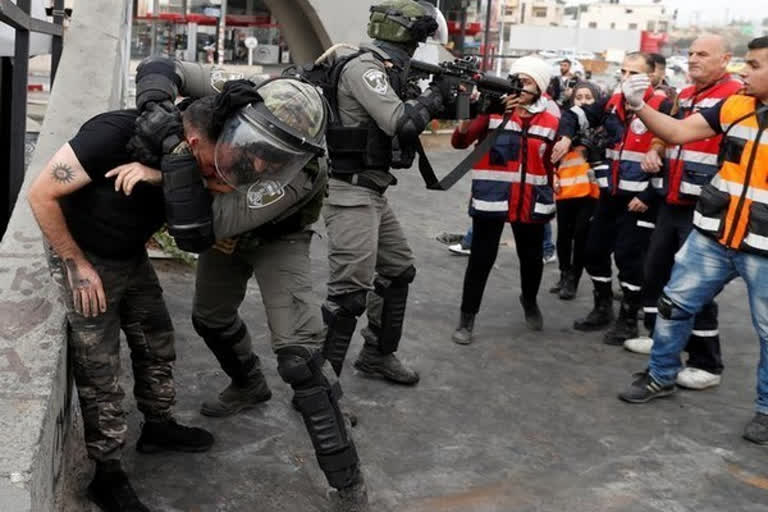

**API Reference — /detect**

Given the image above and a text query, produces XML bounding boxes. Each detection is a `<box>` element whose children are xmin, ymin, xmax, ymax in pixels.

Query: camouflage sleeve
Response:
<box><xmin>211</xmin><ymin>169</ymin><xmax>316</xmax><ymax>240</ymax></box>
<box><xmin>340</xmin><ymin>56</ymin><xmax>405</xmax><ymax>136</ymax></box>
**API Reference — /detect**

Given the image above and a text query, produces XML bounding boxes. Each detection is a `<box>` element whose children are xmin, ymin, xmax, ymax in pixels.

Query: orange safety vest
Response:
<box><xmin>694</xmin><ymin>95</ymin><xmax>768</xmax><ymax>255</ymax></box>
<box><xmin>555</xmin><ymin>149</ymin><xmax>600</xmax><ymax>200</ymax></box>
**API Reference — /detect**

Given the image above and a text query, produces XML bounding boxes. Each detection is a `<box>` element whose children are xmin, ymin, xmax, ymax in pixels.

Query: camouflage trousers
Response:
<box><xmin>49</xmin><ymin>247</ymin><xmax>175</xmax><ymax>461</ymax></box>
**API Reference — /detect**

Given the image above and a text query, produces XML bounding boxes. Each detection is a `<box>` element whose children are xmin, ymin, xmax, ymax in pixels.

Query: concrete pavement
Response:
<box><xmin>61</xmin><ymin>149</ymin><xmax>768</xmax><ymax>512</ymax></box>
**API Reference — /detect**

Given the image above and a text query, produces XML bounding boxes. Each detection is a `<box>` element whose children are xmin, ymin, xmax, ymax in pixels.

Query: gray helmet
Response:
<box><xmin>367</xmin><ymin>0</ymin><xmax>439</xmax><ymax>44</ymax></box>
<box><xmin>214</xmin><ymin>78</ymin><xmax>327</xmax><ymax>207</ymax></box>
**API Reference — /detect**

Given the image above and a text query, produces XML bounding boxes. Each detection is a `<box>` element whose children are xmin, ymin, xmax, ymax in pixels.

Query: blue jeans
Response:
<box><xmin>461</xmin><ymin>226</ymin><xmax>473</xmax><ymax>249</ymax></box>
<box><xmin>543</xmin><ymin>222</ymin><xmax>555</xmax><ymax>257</ymax></box>
<box><xmin>648</xmin><ymin>230</ymin><xmax>768</xmax><ymax>414</ymax></box>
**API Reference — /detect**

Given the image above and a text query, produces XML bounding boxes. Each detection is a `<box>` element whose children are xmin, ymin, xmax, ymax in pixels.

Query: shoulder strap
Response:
<box><xmin>327</xmin><ymin>49</ymin><xmax>370</xmax><ymax>122</ymax></box>
<box><xmin>414</xmin><ymin>114</ymin><xmax>512</xmax><ymax>191</ymax></box>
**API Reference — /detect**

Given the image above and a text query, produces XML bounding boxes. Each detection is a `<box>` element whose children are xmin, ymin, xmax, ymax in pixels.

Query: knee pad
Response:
<box><xmin>192</xmin><ymin>317</ymin><xmax>255</xmax><ymax>384</ymax></box>
<box><xmin>322</xmin><ymin>292</ymin><xmax>366</xmax><ymax>376</ymax></box>
<box><xmin>388</xmin><ymin>265</ymin><xmax>416</xmax><ymax>288</ymax></box>
<box><xmin>276</xmin><ymin>346</ymin><xmax>359</xmax><ymax>489</ymax></box>
<box><xmin>657</xmin><ymin>293</ymin><xmax>693</xmax><ymax>321</ymax></box>
<box><xmin>327</xmin><ymin>290</ymin><xmax>367</xmax><ymax>317</ymax></box>
<box><xmin>370</xmin><ymin>267</ymin><xmax>414</xmax><ymax>355</ymax></box>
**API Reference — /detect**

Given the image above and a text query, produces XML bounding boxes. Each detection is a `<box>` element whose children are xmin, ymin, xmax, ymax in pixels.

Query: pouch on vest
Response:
<box><xmin>742</xmin><ymin>202</ymin><xmax>768</xmax><ymax>255</ymax></box>
<box><xmin>719</xmin><ymin>136</ymin><xmax>747</xmax><ymax>167</ymax></box>
<box><xmin>679</xmin><ymin>167</ymin><xmax>716</xmax><ymax>201</ymax></box>
<box><xmin>695</xmin><ymin>183</ymin><xmax>730</xmax><ymax>238</ymax></box>
<box><xmin>489</xmin><ymin>135</ymin><xmax>520</xmax><ymax>166</ymax></box>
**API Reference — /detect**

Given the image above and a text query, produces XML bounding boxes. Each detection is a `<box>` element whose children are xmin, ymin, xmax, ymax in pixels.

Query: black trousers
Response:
<box><xmin>556</xmin><ymin>196</ymin><xmax>598</xmax><ymax>282</ymax></box>
<box><xmin>642</xmin><ymin>202</ymin><xmax>723</xmax><ymax>374</ymax></box>
<box><xmin>460</xmin><ymin>217</ymin><xmax>544</xmax><ymax>314</ymax></box>
<box><xmin>584</xmin><ymin>192</ymin><xmax>657</xmax><ymax>292</ymax></box>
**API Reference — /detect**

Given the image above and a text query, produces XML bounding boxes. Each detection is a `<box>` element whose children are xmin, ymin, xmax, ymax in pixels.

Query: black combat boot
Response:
<box><xmin>451</xmin><ymin>311</ymin><xmax>475</xmax><ymax>345</ymax></box>
<box><xmin>354</xmin><ymin>342</ymin><xmax>419</xmax><ymax>385</ymax></box>
<box><xmin>87</xmin><ymin>460</ymin><xmax>150</xmax><ymax>512</ymax></box>
<box><xmin>603</xmin><ymin>291</ymin><xmax>640</xmax><ymax>345</ymax></box>
<box><xmin>558</xmin><ymin>271</ymin><xmax>578</xmax><ymax>301</ymax></box>
<box><xmin>520</xmin><ymin>295</ymin><xmax>543</xmax><ymax>331</ymax></box>
<box><xmin>136</xmin><ymin>418</ymin><xmax>214</xmax><ymax>454</ymax></box>
<box><xmin>200</xmin><ymin>368</ymin><xmax>272</xmax><ymax>417</ymax></box>
<box><xmin>549</xmin><ymin>273</ymin><xmax>564</xmax><ymax>294</ymax></box>
<box><xmin>573</xmin><ymin>281</ymin><xmax>614</xmax><ymax>331</ymax></box>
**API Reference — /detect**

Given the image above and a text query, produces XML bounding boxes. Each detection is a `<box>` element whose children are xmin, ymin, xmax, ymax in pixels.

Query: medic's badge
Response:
<box><xmin>630</xmin><ymin>117</ymin><xmax>648</xmax><ymax>135</ymax></box>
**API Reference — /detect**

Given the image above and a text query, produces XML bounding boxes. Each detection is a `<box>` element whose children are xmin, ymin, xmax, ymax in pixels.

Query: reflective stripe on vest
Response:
<box><xmin>661</xmin><ymin>78</ymin><xmax>742</xmax><ymax>205</ymax></box>
<box><xmin>693</xmin><ymin>95</ymin><xmax>768</xmax><ymax>255</ymax></box>
<box><xmin>605</xmin><ymin>90</ymin><xmax>667</xmax><ymax>195</ymax></box>
<box><xmin>556</xmin><ymin>150</ymin><xmax>595</xmax><ymax>200</ymax></box>
<box><xmin>470</xmin><ymin>110</ymin><xmax>559</xmax><ymax>223</ymax></box>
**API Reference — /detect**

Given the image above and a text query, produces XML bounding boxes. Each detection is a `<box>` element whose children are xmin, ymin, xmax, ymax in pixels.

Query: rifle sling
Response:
<box><xmin>415</xmin><ymin>114</ymin><xmax>511</xmax><ymax>191</ymax></box>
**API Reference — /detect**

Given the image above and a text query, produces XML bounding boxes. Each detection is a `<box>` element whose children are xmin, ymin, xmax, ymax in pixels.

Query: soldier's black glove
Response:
<box><xmin>135</xmin><ymin>57</ymin><xmax>180</xmax><ymax>112</ymax></box>
<box><xmin>136</xmin><ymin>100</ymin><xmax>185</xmax><ymax>154</ymax></box>
<box><xmin>429</xmin><ymin>75</ymin><xmax>460</xmax><ymax>106</ymax></box>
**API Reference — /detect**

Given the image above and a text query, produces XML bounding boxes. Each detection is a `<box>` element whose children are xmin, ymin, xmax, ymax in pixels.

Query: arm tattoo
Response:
<box><xmin>51</xmin><ymin>162</ymin><xmax>75</xmax><ymax>184</ymax></box>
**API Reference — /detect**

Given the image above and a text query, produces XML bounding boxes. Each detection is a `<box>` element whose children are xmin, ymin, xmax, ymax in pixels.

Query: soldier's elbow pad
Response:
<box><xmin>161</xmin><ymin>153</ymin><xmax>215</xmax><ymax>253</ymax></box>
<box><xmin>136</xmin><ymin>56</ymin><xmax>182</xmax><ymax>112</ymax></box>
<box><xmin>176</xmin><ymin>61</ymin><xmax>220</xmax><ymax>99</ymax></box>
<box><xmin>396</xmin><ymin>91</ymin><xmax>441</xmax><ymax>141</ymax></box>
<box><xmin>168</xmin><ymin>222</ymin><xmax>215</xmax><ymax>253</ymax></box>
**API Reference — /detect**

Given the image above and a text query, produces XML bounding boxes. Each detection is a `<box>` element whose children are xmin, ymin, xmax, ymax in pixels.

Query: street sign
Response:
<box><xmin>244</xmin><ymin>37</ymin><xmax>258</xmax><ymax>49</ymax></box>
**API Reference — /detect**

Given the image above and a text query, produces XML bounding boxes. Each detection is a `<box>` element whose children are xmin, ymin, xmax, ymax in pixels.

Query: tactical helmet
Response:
<box><xmin>214</xmin><ymin>78</ymin><xmax>327</xmax><ymax>207</ymax></box>
<box><xmin>367</xmin><ymin>0</ymin><xmax>439</xmax><ymax>44</ymax></box>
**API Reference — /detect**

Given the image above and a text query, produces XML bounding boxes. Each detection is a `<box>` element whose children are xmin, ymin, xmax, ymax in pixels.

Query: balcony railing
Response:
<box><xmin>0</xmin><ymin>0</ymin><xmax>64</xmax><ymax>235</ymax></box>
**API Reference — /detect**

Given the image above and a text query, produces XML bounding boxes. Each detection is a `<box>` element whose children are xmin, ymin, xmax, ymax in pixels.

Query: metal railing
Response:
<box><xmin>0</xmin><ymin>0</ymin><xmax>64</xmax><ymax>235</ymax></box>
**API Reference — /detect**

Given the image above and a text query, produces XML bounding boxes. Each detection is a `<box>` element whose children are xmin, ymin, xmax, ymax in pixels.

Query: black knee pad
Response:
<box><xmin>370</xmin><ymin>267</ymin><xmax>414</xmax><ymax>354</ymax></box>
<box><xmin>327</xmin><ymin>290</ymin><xmax>368</xmax><ymax>317</ymax></box>
<box><xmin>276</xmin><ymin>346</ymin><xmax>359</xmax><ymax>489</ymax></box>
<box><xmin>388</xmin><ymin>265</ymin><xmax>416</xmax><ymax>288</ymax></box>
<box><xmin>192</xmin><ymin>316</ymin><xmax>255</xmax><ymax>384</ymax></box>
<box><xmin>657</xmin><ymin>293</ymin><xmax>693</xmax><ymax>321</ymax></box>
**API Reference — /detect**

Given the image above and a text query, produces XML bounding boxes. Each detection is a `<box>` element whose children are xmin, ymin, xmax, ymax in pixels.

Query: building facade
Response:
<box><xmin>578</xmin><ymin>2</ymin><xmax>671</xmax><ymax>33</ymax></box>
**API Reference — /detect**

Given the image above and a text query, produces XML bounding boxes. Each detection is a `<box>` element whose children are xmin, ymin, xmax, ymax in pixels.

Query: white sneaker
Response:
<box><xmin>624</xmin><ymin>336</ymin><xmax>653</xmax><ymax>354</ymax></box>
<box><xmin>543</xmin><ymin>254</ymin><xmax>557</xmax><ymax>264</ymax></box>
<box><xmin>448</xmin><ymin>243</ymin><xmax>471</xmax><ymax>256</ymax></box>
<box><xmin>676</xmin><ymin>367</ymin><xmax>722</xmax><ymax>390</ymax></box>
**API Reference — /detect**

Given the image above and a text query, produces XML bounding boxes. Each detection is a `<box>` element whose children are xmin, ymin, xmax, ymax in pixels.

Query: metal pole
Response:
<box><xmin>495</xmin><ymin>0</ymin><xmax>504</xmax><ymax>74</ymax></box>
<box><xmin>217</xmin><ymin>0</ymin><xmax>227</xmax><ymax>65</ymax></box>
<box><xmin>458</xmin><ymin>4</ymin><xmax>466</xmax><ymax>57</ymax></box>
<box><xmin>8</xmin><ymin>0</ymin><xmax>30</xmax><ymax>221</ymax></box>
<box><xmin>150</xmin><ymin>0</ymin><xmax>158</xmax><ymax>55</ymax></box>
<box><xmin>482</xmin><ymin>0</ymin><xmax>492</xmax><ymax>70</ymax></box>
<box><xmin>50</xmin><ymin>0</ymin><xmax>64</xmax><ymax>85</ymax></box>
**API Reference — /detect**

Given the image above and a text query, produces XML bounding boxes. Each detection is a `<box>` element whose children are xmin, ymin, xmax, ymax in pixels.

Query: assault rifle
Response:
<box><xmin>408</xmin><ymin>56</ymin><xmax>526</xmax><ymax>119</ymax></box>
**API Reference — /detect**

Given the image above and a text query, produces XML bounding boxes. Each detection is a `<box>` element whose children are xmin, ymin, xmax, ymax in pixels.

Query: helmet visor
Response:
<box><xmin>214</xmin><ymin>108</ymin><xmax>315</xmax><ymax>205</ymax></box>
<box><xmin>418</xmin><ymin>1</ymin><xmax>448</xmax><ymax>44</ymax></box>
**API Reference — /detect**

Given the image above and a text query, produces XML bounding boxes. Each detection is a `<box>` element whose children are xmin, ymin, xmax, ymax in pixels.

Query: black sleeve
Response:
<box><xmin>546</xmin><ymin>77</ymin><xmax>560</xmax><ymax>102</ymax></box>
<box><xmin>559</xmin><ymin>98</ymin><xmax>609</xmax><ymax>139</ymax></box>
<box><xmin>558</xmin><ymin>108</ymin><xmax>579</xmax><ymax>139</ymax></box>
<box><xmin>68</xmin><ymin>111</ymin><xmax>138</xmax><ymax>181</ymax></box>
<box><xmin>659</xmin><ymin>98</ymin><xmax>674</xmax><ymax>116</ymax></box>
<box><xmin>699</xmin><ymin>102</ymin><xmax>725</xmax><ymax>135</ymax></box>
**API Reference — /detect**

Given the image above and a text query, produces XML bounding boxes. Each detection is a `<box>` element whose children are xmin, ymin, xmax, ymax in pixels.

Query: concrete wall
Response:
<box><xmin>0</xmin><ymin>1</ymin><xmax>132</xmax><ymax>510</ymax></box>
<box><xmin>263</xmin><ymin>0</ymin><xmax>379</xmax><ymax>65</ymax></box>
